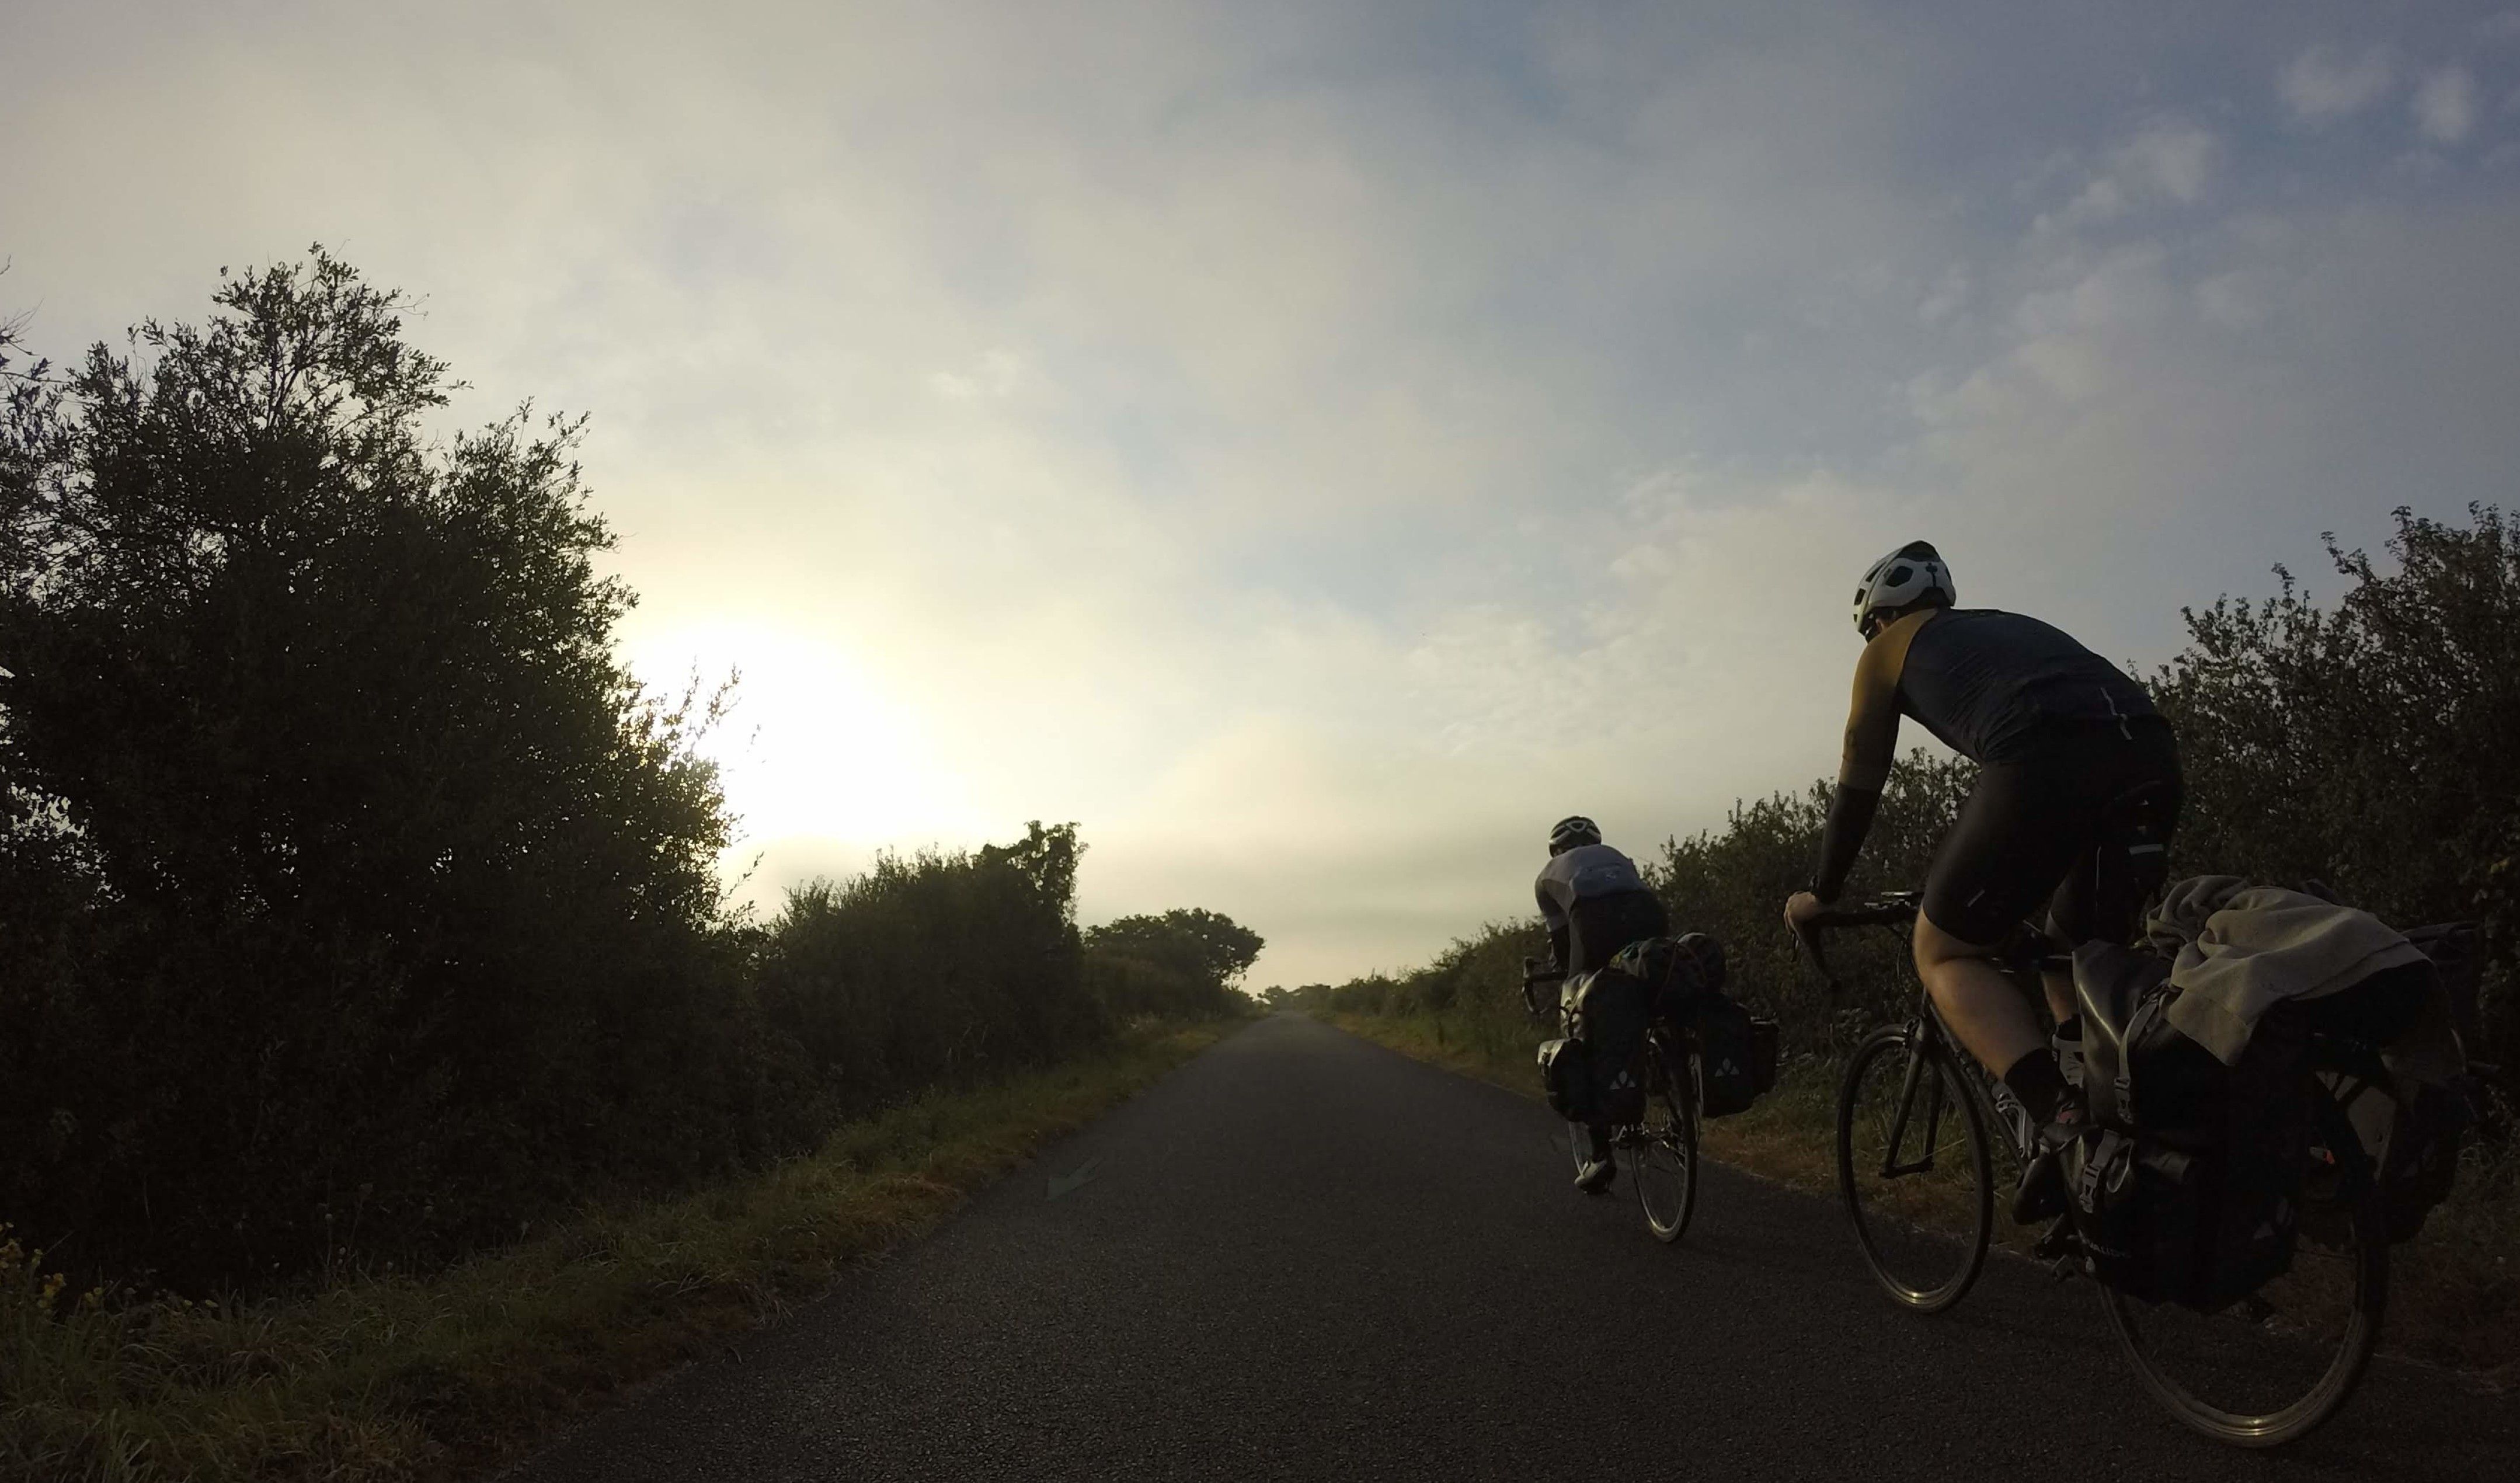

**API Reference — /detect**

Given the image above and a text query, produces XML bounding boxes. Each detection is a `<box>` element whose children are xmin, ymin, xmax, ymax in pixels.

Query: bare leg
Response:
<box><xmin>1913</xmin><ymin>912</ymin><xmax>2045</xmax><ymax>1080</ymax></box>
<box><xmin>2041</xmin><ymin>969</ymin><xmax>2076</xmax><ymax>1026</ymax></box>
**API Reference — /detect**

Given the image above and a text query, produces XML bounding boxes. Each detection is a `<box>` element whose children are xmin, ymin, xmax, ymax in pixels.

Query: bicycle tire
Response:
<box><xmin>1631</xmin><ymin>1039</ymin><xmax>1699</xmax><ymax>1243</ymax></box>
<box><xmin>1836</xmin><ymin>1023</ymin><xmax>1994</xmax><ymax>1312</ymax></box>
<box><xmin>2103</xmin><ymin>1095</ymin><xmax>2389</xmax><ymax>1447</ymax></box>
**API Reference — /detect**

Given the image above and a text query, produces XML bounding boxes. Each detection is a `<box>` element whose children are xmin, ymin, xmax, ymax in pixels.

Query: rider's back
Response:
<box><xmin>1536</xmin><ymin>842</ymin><xmax>1648</xmax><ymax>908</ymax></box>
<box><xmin>1888</xmin><ymin>607</ymin><xmax>2157</xmax><ymax>763</ymax></box>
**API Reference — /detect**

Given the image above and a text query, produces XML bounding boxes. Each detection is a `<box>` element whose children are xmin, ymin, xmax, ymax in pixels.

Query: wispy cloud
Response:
<box><xmin>2416</xmin><ymin>66</ymin><xmax>2481</xmax><ymax>143</ymax></box>
<box><xmin>2280</xmin><ymin>43</ymin><xmax>2397</xmax><ymax>122</ymax></box>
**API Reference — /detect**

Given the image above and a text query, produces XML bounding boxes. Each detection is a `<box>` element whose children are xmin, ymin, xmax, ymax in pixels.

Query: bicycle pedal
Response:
<box><xmin>2032</xmin><ymin>1218</ymin><xmax>2083</xmax><ymax>1274</ymax></box>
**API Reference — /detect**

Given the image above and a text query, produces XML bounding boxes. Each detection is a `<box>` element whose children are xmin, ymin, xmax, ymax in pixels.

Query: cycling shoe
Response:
<box><xmin>1575</xmin><ymin>1157</ymin><xmax>1618</xmax><ymax>1194</ymax></box>
<box><xmin>2011</xmin><ymin>1146</ymin><xmax>2066</xmax><ymax>1225</ymax></box>
<box><xmin>2010</xmin><ymin>1104</ymin><xmax>2087</xmax><ymax>1226</ymax></box>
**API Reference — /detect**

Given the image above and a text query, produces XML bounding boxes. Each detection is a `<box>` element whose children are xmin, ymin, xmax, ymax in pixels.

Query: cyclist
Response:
<box><xmin>1780</xmin><ymin>542</ymin><xmax>2182</xmax><ymax>1220</ymax></box>
<box><xmin>1536</xmin><ymin>815</ymin><xmax>1669</xmax><ymax>1192</ymax></box>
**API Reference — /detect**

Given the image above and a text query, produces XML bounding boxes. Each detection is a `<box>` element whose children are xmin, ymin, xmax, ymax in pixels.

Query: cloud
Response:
<box><xmin>7</xmin><ymin>1</ymin><xmax>2520</xmax><ymax>987</ymax></box>
<box><xmin>2414</xmin><ymin>67</ymin><xmax>2479</xmax><ymax>144</ymax></box>
<box><xmin>2279</xmin><ymin>44</ymin><xmax>2396</xmax><ymax>122</ymax></box>
<box><xmin>2044</xmin><ymin>119</ymin><xmax>2219</xmax><ymax>231</ymax></box>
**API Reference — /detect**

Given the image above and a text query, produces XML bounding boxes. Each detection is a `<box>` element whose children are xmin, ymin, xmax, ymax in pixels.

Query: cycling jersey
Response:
<box><xmin>1536</xmin><ymin>843</ymin><xmax>1666</xmax><ymax>975</ymax></box>
<box><xmin>1838</xmin><ymin>607</ymin><xmax>2159</xmax><ymax>791</ymax></box>
<box><xmin>1815</xmin><ymin>606</ymin><xmax>2172</xmax><ymax>917</ymax></box>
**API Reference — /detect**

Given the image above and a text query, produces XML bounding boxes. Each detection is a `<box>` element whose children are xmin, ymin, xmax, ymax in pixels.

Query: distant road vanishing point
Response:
<box><xmin>504</xmin><ymin>1015</ymin><xmax>2515</xmax><ymax>1482</ymax></box>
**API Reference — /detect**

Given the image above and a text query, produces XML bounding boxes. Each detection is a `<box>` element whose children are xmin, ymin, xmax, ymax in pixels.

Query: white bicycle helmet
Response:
<box><xmin>1851</xmin><ymin>540</ymin><xmax>1955</xmax><ymax>635</ymax></box>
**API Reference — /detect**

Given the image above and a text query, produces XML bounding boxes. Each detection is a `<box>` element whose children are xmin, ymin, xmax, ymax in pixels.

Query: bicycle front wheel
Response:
<box><xmin>1836</xmin><ymin>1024</ymin><xmax>1994</xmax><ymax>1312</ymax></box>
<box><xmin>2103</xmin><ymin>1096</ymin><xmax>2388</xmax><ymax>1447</ymax></box>
<box><xmin>1631</xmin><ymin>1042</ymin><xmax>1699</xmax><ymax>1243</ymax></box>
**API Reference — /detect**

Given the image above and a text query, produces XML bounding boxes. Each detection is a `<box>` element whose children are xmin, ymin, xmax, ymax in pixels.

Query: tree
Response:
<box><xmin>0</xmin><ymin>250</ymin><xmax>756</xmax><ymax>1285</ymax></box>
<box><xmin>1089</xmin><ymin>908</ymin><xmax>1264</xmax><ymax>989</ymax></box>
<box><xmin>1083</xmin><ymin>907</ymin><xmax>1265</xmax><ymax>1016</ymax></box>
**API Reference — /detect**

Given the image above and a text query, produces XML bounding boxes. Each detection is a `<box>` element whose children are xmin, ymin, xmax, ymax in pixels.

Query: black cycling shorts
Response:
<box><xmin>1921</xmin><ymin>719</ymin><xmax>2182</xmax><ymax>948</ymax></box>
<box><xmin>1567</xmin><ymin>890</ymin><xmax>1669</xmax><ymax>975</ymax></box>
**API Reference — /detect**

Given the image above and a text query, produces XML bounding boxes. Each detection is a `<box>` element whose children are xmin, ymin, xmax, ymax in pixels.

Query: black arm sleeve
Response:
<box><xmin>1811</xmin><ymin>784</ymin><xmax>1882</xmax><ymax>903</ymax></box>
<box><xmin>1537</xmin><ymin>883</ymin><xmax>1569</xmax><ymax>972</ymax></box>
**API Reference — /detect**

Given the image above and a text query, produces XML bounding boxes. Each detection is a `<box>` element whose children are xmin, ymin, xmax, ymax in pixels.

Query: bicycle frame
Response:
<box><xmin>1878</xmin><ymin>1024</ymin><xmax>1952</xmax><ymax>1179</ymax></box>
<box><xmin>1802</xmin><ymin>897</ymin><xmax>2048</xmax><ymax>1171</ymax></box>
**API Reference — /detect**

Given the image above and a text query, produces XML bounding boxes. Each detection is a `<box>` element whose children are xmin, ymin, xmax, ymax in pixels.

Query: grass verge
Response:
<box><xmin>2</xmin><ymin>1018</ymin><xmax>1237</xmax><ymax>1483</ymax></box>
<box><xmin>1328</xmin><ymin>1009</ymin><xmax>2518</xmax><ymax>1386</ymax></box>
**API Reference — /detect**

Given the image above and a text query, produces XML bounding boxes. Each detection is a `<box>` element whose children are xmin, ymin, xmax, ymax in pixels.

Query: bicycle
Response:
<box><xmin>1524</xmin><ymin>958</ymin><xmax>1702</xmax><ymax>1242</ymax></box>
<box><xmin>1797</xmin><ymin>893</ymin><xmax>2388</xmax><ymax>1448</ymax></box>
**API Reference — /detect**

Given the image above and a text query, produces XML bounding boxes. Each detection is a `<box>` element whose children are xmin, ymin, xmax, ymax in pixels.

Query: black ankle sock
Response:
<box><xmin>2053</xmin><ymin>1014</ymin><xmax>2082</xmax><ymax>1043</ymax></box>
<box><xmin>2003</xmin><ymin>1050</ymin><xmax>2069</xmax><ymax>1126</ymax></box>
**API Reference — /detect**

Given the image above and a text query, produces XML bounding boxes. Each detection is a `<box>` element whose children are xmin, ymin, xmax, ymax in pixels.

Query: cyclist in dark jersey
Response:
<box><xmin>1537</xmin><ymin>815</ymin><xmax>1669</xmax><ymax>1192</ymax></box>
<box><xmin>1782</xmin><ymin>541</ymin><xmax>2182</xmax><ymax>1219</ymax></box>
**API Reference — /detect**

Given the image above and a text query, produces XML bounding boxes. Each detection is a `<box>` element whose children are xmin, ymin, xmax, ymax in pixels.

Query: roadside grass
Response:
<box><xmin>2</xmin><ymin>1019</ymin><xmax>1236</xmax><ymax>1483</ymax></box>
<box><xmin>1328</xmin><ymin>1009</ymin><xmax>2519</xmax><ymax>1385</ymax></box>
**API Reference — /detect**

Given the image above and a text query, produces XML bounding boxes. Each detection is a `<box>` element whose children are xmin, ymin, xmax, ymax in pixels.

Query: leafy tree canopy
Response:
<box><xmin>1087</xmin><ymin>907</ymin><xmax>1265</xmax><ymax>995</ymax></box>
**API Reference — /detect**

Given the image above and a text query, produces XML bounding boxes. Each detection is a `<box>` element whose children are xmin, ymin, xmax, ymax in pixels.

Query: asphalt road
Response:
<box><xmin>504</xmin><ymin>1014</ymin><xmax>2515</xmax><ymax>1482</ymax></box>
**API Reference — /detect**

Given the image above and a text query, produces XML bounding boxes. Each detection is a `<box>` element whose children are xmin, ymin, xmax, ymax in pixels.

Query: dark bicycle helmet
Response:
<box><xmin>1547</xmin><ymin>815</ymin><xmax>1603</xmax><ymax>854</ymax></box>
<box><xmin>1673</xmin><ymin>931</ymin><xmax>1727</xmax><ymax>995</ymax></box>
<box><xmin>1851</xmin><ymin>539</ymin><xmax>1956</xmax><ymax>636</ymax></box>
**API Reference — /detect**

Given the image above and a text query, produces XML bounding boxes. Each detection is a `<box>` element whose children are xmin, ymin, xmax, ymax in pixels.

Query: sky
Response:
<box><xmin>6</xmin><ymin>2</ymin><xmax>2520</xmax><ymax>988</ymax></box>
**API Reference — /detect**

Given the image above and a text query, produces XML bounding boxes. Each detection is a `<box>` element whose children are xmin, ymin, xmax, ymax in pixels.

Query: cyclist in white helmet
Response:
<box><xmin>1536</xmin><ymin>815</ymin><xmax>1668</xmax><ymax>1192</ymax></box>
<box><xmin>1782</xmin><ymin>541</ymin><xmax>2183</xmax><ymax>1222</ymax></box>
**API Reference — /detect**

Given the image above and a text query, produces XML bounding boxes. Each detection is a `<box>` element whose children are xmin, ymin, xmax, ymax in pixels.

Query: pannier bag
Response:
<box><xmin>2071</xmin><ymin>944</ymin><xmax>2312</xmax><ymax>1311</ymax></box>
<box><xmin>2403</xmin><ymin>920</ymin><xmax>2486</xmax><ymax>1051</ymax></box>
<box><xmin>1749</xmin><ymin>1016</ymin><xmax>1781</xmax><ymax>1095</ymax></box>
<box><xmin>1570</xmin><ymin>969</ymin><xmax>1652</xmax><ymax>1125</ymax></box>
<box><xmin>1696</xmin><ymin>998</ymin><xmax>1762</xmax><ymax>1118</ymax></box>
<box><xmin>2293</xmin><ymin>936</ymin><xmax>2475</xmax><ymax>1243</ymax></box>
<box><xmin>2371</xmin><ymin>924</ymin><xmax>2480</xmax><ymax>1242</ymax></box>
<box><xmin>2376</xmin><ymin>1080</ymin><xmax>2472</xmax><ymax>1242</ymax></box>
<box><xmin>1606</xmin><ymin>932</ymin><xmax>1772</xmax><ymax>1116</ymax></box>
<box><xmin>1537</xmin><ymin>1037</ymin><xmax>1594</xmax><ymax>1122</ymax></box>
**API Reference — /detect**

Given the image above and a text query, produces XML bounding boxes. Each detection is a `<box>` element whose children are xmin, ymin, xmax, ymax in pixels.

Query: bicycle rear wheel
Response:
<box><xmin>2103</xmin><ymin>1097</ymin><xmax>2387</xmax><ymax>1447</ymax></box>
<box><xmin>1631</xmin><ymin>1040</ymin><xmax>1698</xmax><ymax>1243</ymax></box>
<box><xmin>1836</xmin><ymin>1024</ymin><xmax>1993</xmax><ymax>1312</ymax></box>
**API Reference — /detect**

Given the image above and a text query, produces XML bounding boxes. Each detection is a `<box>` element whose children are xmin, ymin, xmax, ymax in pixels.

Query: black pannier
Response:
<box><xmin>1749</xmin><ymin>1015</ymin><xmax>1781</xmax><ymax>1095</ymax></box>
<box><xmin>1696</xmin><ymin>998</ymin><xmax>1762</xmax><ymax>1118</ymax></box>
<box><xmin>1565</xmin><ymin>969</ymin><xmax>1652</xmax><ymax>1125</ymax></box>
<box><xmin>2377</xmin><ymin>1081</ymin><xmax>2473</xmax><ymax>1242</ymax></box>
<box><xmin>2070</xmin><ymin>945</ymin><xmax>2312</xmax><ymax>1311</ymax></box>
<box><xmin>1537</xmin><ymin>1036</ymin><xmax>1594</xmax><ymax>1122</ymax></box>
<box><xmin>1605</xmin><ymin>932</ymin><xmax>1769</xmax><ymax>1116</ymax></box>
<box><xmin>2305</xmin><ymin>941</ymin><xmax>2477</xmax><ymax>1244</ymax></box>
